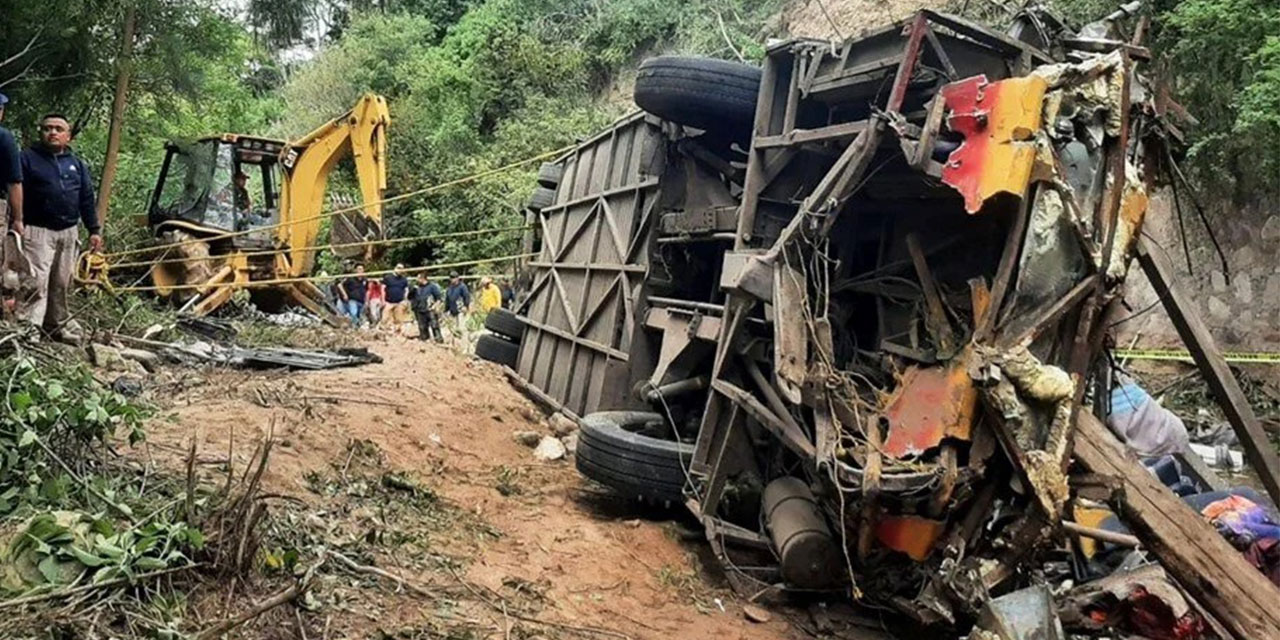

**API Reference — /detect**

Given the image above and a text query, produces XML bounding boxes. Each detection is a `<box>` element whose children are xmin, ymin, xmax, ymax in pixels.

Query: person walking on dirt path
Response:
<box><xmin>477</xmin><ymin>276</ymin><xmax>501</xmax><ymax>313</ymax></box>
<box><xmin>0</xmin><ymin>94</ymin><xmax>24</xmax><ymax>240</ymax></box>
<box><xmin>444</xmin><ymin>271</ymin><xmax>471</xmax><ymax>346</ymax></box>
<box><xmin>17</xmin><ymin>114</ymin><xmax>100</xmax><ymax>343</ymax></box>
<box><xmin>365</xmin><ymin>276</ymin><xmax>385</xmax><ymax>328</ymax></box>
<box><xmin>382</xmin><ymin>263</ymin><xmax>410</xmax><ymax>335</ymax></box>
<box><xmin>410</xmin><ymin>273</ymin><xmax>443</xmax><ymax>342</ymax></box>
<box><xmin>338</xmin><ymin>265</ymin><xmax>368</xmax><ymax>328</ymax></box>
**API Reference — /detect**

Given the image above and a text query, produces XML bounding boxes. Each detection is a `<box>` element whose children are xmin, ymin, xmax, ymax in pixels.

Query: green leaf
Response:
<box><xmin>10</xmin><ymin>391</ymin><xmax>32</xmax><ymax>413</ymax></box>
<box><xmin>95</xmin><ymin>542</ymin><xmax>127</xmax><ymax>560</ymax></box>
<box><xmin>37</xmin><ymin>555</ymin><xmax>68</xmax><ymax>584</ymax></box>
<box><xmin>69</xmin><ymin>546</ymin><xmax>107</xmax><ymax>568</ymax></box>
<box><xmin>45</xmin><ymin>382</ymin><xmax>64</xmax><ymax>400</ymax></box>
<box><xmin>17</xmin><ymin>431</ymin><xmax>36</xmax><ymax>448</ymax></box>
<box><xmin>134</xmin><ymin>556</ymin><xmax>168</xmax><ymax>571</ymax></box>
<box><xmin>186</xmin><ymin>528</ymin><xmax>206</xmax><ymax>550</ymax></box>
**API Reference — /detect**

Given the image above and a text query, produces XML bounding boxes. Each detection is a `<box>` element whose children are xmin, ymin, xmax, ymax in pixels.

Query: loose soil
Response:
<box><xmin>134</xmin><ymin>336</ymin><xmax>863</xmax><ymax>639</ymax></box>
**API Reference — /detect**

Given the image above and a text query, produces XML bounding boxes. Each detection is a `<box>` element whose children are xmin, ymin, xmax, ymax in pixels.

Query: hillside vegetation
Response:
<box><xmin>0</xmin><ymin>0</ymin><xmax>1276</xmax><ymax>268</ymax></box>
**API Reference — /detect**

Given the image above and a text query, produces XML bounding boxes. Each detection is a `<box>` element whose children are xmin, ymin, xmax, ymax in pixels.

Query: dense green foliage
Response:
<box><xmin>1157</xmin><ymin>0</ymin><xmax>1280</xmax><ymax>200</ymax></box>
<box><xmin>275</xmin><ymin>0</ymin><xmax>785</xmax><ymax>269</ymax></box>
<box><xmin>0</xmin><ymin>0</ymin><xmax>281</xmax><ymax>252</ymax></box>
<box><xmin>1</xmin><ymin>0</ymin><xmax>1277</xmax><ymax>272</ymax></box>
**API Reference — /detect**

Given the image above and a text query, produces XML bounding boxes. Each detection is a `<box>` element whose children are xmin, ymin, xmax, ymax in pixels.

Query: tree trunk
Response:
<box><xmin>95</xmin><ymin>4</ymin><xmax>138</xmax><ymax>226</ymax></box>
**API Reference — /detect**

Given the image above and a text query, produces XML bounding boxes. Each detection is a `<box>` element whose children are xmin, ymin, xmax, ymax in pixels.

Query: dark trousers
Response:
<box><xmin>414</xmin><ymin>309</ymin><xmax>441</xmax><ymax>342</ymax></box>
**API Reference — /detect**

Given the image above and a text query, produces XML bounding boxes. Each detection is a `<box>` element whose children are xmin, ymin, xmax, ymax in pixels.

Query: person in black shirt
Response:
<box><xmin>0</xmin><ymin>93</ymin><xmax>23</xmax><ymax>238</ymax></box>
<box><xmin>17</xmin><ymin>114</ymin><xmax>99</xmax><ymax>342</ymax></box>
<box><xmin>381</xmin><ymin>263</ymin><xmax>411</xmax><ymax>335</ymax></box>
<box><xmin>409</xmin><ymin>273</ymin><xmax>444</xmax><ymax>342</ymax></box>
<box><xmin>337</xmin><ymin>264</ymin><xmax>369</xmax><ymax>328</ymax></box>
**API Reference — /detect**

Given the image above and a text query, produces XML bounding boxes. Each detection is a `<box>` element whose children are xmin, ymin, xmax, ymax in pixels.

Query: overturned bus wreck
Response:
<box><xmin>492</xmin><ymin>5</ymin><xmax>1280</xmax><ymax>637</ymax></box>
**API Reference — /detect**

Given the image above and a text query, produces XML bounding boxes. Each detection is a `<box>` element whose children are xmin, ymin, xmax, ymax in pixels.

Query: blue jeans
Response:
<box><xmin>345</xmin><ymin>300</ymin><xmax>365</xmax><ymax>327</ymax></box>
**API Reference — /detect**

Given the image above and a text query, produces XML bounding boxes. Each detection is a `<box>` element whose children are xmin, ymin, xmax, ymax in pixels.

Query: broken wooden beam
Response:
<box><xmin>1073</xmin><ymin>411</ymin><xmax>1280</xmax><ymax>639</ymax></box>
<box><xmin>1136</xmin><ymin>236</ymin><xmax>1280</xmax><ymax>508</ymax></box>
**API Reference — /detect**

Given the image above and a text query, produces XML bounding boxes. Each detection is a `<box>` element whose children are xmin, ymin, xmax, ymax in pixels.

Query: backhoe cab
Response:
<box><xmin>144</xmin><ymin>94</ymin><xmax>390</xmax><ymax>321</ymax></box>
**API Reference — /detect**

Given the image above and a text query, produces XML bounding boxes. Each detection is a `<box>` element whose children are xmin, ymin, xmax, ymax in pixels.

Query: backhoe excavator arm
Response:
<box><xmin>278</xmin><ymin>93</ymin><xmax>391</xmax><ymax>277</ymax></box>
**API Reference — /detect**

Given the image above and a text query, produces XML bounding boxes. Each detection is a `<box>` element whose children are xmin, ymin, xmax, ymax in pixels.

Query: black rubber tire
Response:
<box><xmin>575</xmin><ymin>411</ymin><xmax>694</xmax><ymax>503</ymax></box>
<box><xmin>484</xmin><ymin>308</ymin><xmax>525</xmax><ymax>342</ymax></box>
<box><xmin>528</xmin><ymin>186</ymin><xmax>556</xmax><ymax>211</ymax></box>
<box><xmin>634</xmin><ymin>56</ymin><xmax>761</xmax><ymax>134</ymax></box>
<box><xmin>536</xmin><ymin>162</ymin><xmax>563</xmax><ymax>188</ymax></box>
<box><xmin>475</xmin><ymin>333</ymin><xmax>519</xmax><ymax>368</ymax></box>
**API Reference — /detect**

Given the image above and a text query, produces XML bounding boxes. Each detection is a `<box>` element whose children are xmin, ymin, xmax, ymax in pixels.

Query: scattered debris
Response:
<box><xmin>743</xmin><ymin>603</ymin><xmax>772</xmax><ymax>623</ymax></box>
<box><xmin>549</xmin><ymin>412</ymin><xmax>578</xmax><ymax>437</ymax></box>
<box><xmin>513</xmin><ymin>430</ymin><xmax>542</xmax><ymax>447</ymax></box>
<box><xmin>533</xmin><ymin>436</ymin><xmax>566</xmax><ymax>461</ymax></box>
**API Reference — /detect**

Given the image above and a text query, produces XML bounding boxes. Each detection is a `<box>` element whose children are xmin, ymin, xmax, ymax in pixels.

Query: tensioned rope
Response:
<box><xmin>99</xmin><ymin>144</ymin><xmax>573</xmax><ymax>261</ymax></box>
<box><xmin>108</xmin><ymin>225</ymin><xmax>532</xmax><ymax>270</ymax></box>
<box><xmin>111</xmin><ymin>252</ymin><xmax>538</xmax><ymax>293</ymax></box>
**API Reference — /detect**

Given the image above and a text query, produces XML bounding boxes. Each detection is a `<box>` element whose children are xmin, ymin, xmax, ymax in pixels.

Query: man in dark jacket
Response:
<box><xmin>0</xmin><ymin>94</ymin><xmax>23</xmax><ymax>238</ymax></box>
<box><xmin>409</xmin><ymin>273</ymin><xmax>443</xmax><ymax>342</ymax></box>
<box><xmin>17</xmin><ymin>114</ymin><xmax>100</xmax><ymax>341</ymax></box>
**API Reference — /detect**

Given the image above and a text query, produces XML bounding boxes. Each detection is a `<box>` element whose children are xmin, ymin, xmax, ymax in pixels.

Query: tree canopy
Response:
<box><xmin>0</xmin><ymin>0</ymin><xmax>1275</xmax><ymax>267</ymax></box>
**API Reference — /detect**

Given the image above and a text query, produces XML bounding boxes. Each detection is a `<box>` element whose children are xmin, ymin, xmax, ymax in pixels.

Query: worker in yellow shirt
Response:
<box><xmin>477</xmin><ymin>276</ymin><xmax>502</xmax><ymax>312</ymax></box>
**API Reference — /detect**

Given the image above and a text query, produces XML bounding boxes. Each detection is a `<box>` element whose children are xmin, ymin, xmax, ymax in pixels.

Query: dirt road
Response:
<box><xmin>139</xmin><ymin>336</ymin><xmax>815</xmax><ymax>639</ymax></box>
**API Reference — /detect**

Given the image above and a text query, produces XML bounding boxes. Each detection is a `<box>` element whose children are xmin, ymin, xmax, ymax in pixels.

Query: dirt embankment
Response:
<box><xmin>780</xmin><ymin>0</ymin><xmax>942</xmax><ymax>38</ymax></box>
<box><xmin>138</xmin><ymin>337</ymin><xmax>813</xmax><ymax>639</ymax></box>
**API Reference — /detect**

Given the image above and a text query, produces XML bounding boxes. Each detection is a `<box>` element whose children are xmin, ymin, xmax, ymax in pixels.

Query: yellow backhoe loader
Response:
<box><xmin>142</xmin><ymin>93</ymin><xmax>389</xmax><ymax>321</ymax></box>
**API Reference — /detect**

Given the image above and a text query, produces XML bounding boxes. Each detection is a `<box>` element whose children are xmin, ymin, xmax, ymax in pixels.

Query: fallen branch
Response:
<box><xmin>330</xmin><ymin>551</ymin><xmax>630</xmax><ymax>640</ymax></box>
<box><xmin>0</xmin><ymin>564</ymin><xmax>201</xmax><ymax>611</ymax></box>
<box><xmin>304</xmin><ymin>395</ymin><xmax>405</xmax><ymax>408</ymax></box>
<box><xmin>441</xmin><ymin>563</ymin><xmax>633</xmax><ymax>640</ymax></box>
<box><xmin>328</xmin><ymin>550</ymin><xmax>443</xmax><ymax>601</ymax></box>
<box><xmin>194</xmin><ymin>576</ymin><xmax>308</xmax><ymax>640</ymax></box>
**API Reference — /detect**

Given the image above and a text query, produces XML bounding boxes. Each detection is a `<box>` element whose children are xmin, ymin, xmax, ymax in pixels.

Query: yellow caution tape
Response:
<box><xmin>1114</xmin><ymin>348</ymin><xmax>1280</xmax><ymax>364</ymax></box>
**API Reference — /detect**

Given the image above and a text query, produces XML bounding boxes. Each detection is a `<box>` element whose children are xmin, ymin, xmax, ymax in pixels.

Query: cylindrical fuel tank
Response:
<box><xmin>761</xmin><ymin>476</ymin><xmax>842</xmax><ymax>588</ymax></box>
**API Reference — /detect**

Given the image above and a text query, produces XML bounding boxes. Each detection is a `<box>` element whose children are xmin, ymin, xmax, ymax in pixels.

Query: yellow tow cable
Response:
<box><xmin>106</xmin><ymin>252</ymin><xmax>537</xmax><ymax>293</ymax></box>
<box><xmin>107</xmin><ymin>225</ymin><xmax>532</xmax><ymax>271</ymax></box>
<box><xmin>98</xmin><ymin>144</ymin><xmax>573</xmax><ymax>261</ymax></box>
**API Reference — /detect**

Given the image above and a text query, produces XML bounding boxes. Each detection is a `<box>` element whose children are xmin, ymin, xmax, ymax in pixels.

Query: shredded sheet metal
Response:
<box><xmin>940</xmin><ymin>75</ymin><xmax>1048</xmax><ymax>213</ymax></box>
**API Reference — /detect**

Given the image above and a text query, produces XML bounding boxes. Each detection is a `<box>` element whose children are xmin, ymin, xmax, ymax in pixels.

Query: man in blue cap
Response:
<box><xmin>17</xmin><ymin>113</ymin><xmax>100</xmax><ymax>342</ymax></box>
<box><xmin>0</xmin><ymin>93</ymin><xmax>23</xmax><ymax>239</ymax></box>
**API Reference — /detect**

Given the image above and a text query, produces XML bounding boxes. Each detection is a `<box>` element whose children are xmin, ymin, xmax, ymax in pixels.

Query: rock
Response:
<box><xmin>549</xmin><ymin>412</ymin><xmax>578</xmax><ymax>437</ymax></box>
<box><xmin>1210</xmin><ymin>269</ymin><xmax>1227</xmax><ymax>293</ymax></box>
<box><xmin>532</xmin><ymin>436</ymin><xmax>566</xmax><ymax>461</ymax></box>
<box><xmin>1231</xmin><ymin>245</ymin><xmax>1255</xmax><ymax>269</ymax></box>
<box><xmin>1234</xmin><ymin>276</ymin><xmax>1254</xmax><ymax>304</ymax></box>
<box><xmin>88</xmin><ymin>343</ymin><xmax>145</xmax><ymax>375</ymax></box>
<box><xmin>743</xmin><ymin>604</ymin><xmax>772</xmax><ymax>623</ymax></box>
<box><xmin>1206</xmin><ymin>296</ymin><xmax>1230</xmax><ymax>321</ymax></box>
<box><xmin>512</xmin><ymin>431</ymin><xmax>542</xmax><ymax>447</ymax></box>
<box><xmin>88</xmin><ymin>343</ymin><xmax>122</xmax><ymax>367</ymax></box>
<box><xmin>562</xmin><ymin>432</ymin><xmax>578</xmax><ymax>455</ymax></box>
<box><xmin>118</xmin><ymin>348</ymin><xmax>159</xmax><ymax>372</ymax></box>
<box><xmin>518</xmin><ymin>405</ymin><xmax>540</xmax><ymax>422</ymax></box>
<box><xmin>111</xmin><ymin>376</ymin><xmax>144</xmax><ymax>397</ymax></box>
<box><xmin>1263</xmin><ymin>215</ymin><xmax>1280</xmax><ymax>241</ymax></box>
<box><xmin>1266</xmin><ymin>275</ymin><xmax>1280</xmax><ymax>301</ymax></box>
